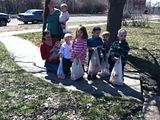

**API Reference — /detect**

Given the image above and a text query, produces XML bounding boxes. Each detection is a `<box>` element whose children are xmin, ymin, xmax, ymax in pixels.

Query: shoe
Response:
<box><xmin>75</xmin><ymin>76</ymin><xmax>83</xmax><ymax>81</ymax></box>
<box><xmin>87</xmin><ymin>74</ymin><xmax>96</xmax><ymax>80</ymax></box>
<box><xmin>87</xmin><ymin>75</ymin><xmax>92</xmax><ymax>80</ymax></box>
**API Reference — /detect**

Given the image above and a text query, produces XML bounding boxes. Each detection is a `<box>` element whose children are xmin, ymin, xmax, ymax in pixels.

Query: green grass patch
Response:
<box><xmin>0</xmin><ymin>42</ymin><xmax>141</xmax><ymax>119</ymax></box>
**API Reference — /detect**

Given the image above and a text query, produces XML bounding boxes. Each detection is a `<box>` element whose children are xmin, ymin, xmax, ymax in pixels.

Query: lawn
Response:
<box><xmin>0</xmin><ymin>42</ymin><xmax>142</xmax><ymax>119</ymax></box>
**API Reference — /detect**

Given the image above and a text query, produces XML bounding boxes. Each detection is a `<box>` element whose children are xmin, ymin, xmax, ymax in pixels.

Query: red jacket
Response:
<box><xmin>40</xmin><ymin>38</ymin><xmax>60</xmax><ymax>63</ymax></box>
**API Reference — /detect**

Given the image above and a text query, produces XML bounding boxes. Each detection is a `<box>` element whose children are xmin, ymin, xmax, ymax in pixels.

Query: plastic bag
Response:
<box><xmin>100</xmin><ymin>58</ymin><xmax>110</xmax><ymax>77</ymax></box>
<box><xmin>57</xmin><ymin>59</ymin><xmax>65</xmax><ymax>79</ymax></box>
<box><xmin>106</xmin><ymin>48</ymin><xmax>111</xmax><ymax>59</ymax></box>
<box><xmin>71</xmin><ymin>58</ymin><xmax>84</xmax><ymax>80</ymax></box>
<box><xmin>88</xmin><ymin>49</ymin><xmax>101</xmax><ymax>75</ymax></box>
<box><xmin>109</xmin><ymin>57</ymin><xmax>123</xmax><ymax>85</ymax></box>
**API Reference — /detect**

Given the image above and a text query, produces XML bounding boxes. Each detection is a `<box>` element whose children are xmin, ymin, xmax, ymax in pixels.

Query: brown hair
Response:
<box><xmin>75</xmin><ymin>25</ymin><xmax>88</xmax><ymax>40</ymax></box>
<box><xmin>43</xmin><ymin>0</ymin><xmax>53</xmax><ymax>19</ymax></box>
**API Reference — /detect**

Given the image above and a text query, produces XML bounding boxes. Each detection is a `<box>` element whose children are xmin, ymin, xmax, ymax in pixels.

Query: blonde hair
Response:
<box><xmin>60</xmin><ymin>3</ymin><xmax>68</xmax><ymax>9</ymax></box>
<box><xmin>118</xmin><ymin>28</ymin><xmax>127</xmax><ymax>36</ymax></box>
<box><xmin>102</xmin><ymin>31</ymin><xmax>110</xmax><ymax>37</ymax></box>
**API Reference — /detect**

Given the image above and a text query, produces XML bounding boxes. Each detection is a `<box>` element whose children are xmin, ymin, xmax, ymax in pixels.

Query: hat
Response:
<box><xmin>102</xmin><ymin>31</ymin><xmax>110</xmax><ymax>36</ymax></box>
<box><xmin>60</xmin><ymin>3</ymin><xmax>68</xmax><ymax>8</ymax></box>
<box><xmin>92</xmin><ymin>26</ymin><xmax>101</xmax><ymax>32</ymax></box>
<box><xmin>64</xmin><ymin>33</ymin><xmax>72</xmax><ymax>38</ymax></box>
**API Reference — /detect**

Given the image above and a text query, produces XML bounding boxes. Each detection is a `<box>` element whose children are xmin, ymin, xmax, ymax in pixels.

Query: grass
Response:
<box><xmin>0</xmin><ymin>42</ymin><xmax>141</xmax><ymax>119</ymax></box>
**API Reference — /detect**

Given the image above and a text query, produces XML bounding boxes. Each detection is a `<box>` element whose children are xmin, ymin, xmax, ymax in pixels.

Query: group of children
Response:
<box><xmin>42</xmin><ymin>24</ymin><xmax>130</xmax><ymax>81</ymax></box>
<box><xmin>41</xmin><ymin>3</ymin><xmax>130</xmax><ymax>81</ymax></box>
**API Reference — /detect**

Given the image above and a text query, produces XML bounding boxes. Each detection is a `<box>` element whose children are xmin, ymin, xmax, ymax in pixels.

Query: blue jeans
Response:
<box><xmin>44</xmin><ymin>60</ymin><xmax>60</xmax><ymax>74</ymax></box>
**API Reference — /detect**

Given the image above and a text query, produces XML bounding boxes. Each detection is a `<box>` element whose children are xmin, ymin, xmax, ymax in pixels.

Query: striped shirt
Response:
<box><xmin>71</xmin><ymin>38</ymin><xmax>87</xmax><ymax>64</ymax></box>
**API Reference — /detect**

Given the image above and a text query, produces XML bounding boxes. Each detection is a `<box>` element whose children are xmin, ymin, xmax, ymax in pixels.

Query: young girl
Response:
<box><xmin>71</xmin><ymin>25</ymin><xmax>88</xmax><ymax>71</ymax></box>
<box><xmin>59</xmin><ymin>33</ymin><xmax>72</xmax><ymax>77</ymax></box>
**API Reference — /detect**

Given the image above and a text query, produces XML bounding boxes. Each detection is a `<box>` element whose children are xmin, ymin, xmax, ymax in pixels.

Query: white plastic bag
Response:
<box><xmin>109</xmin><ymin>57</ymin><xmax>123</xmax><ymax>85</ymax></box>
<box><xmin>57</xmin><ymin>59</ymin><xmax>65</xmax><ymax>79</ymax></box>
<box><xmin>71</xmin><ymin>58</ymin><xmax>84</xmax><ymax>80</ymax></box>
<box><xmin>88</xmin><ymin>49</ymin><xmax>101</xmax><ymax>75</ymax></box>
<box><xmin>100</xmin><ymin>58</ymin><xmax>110</xmax><ymax>77</ymax></box>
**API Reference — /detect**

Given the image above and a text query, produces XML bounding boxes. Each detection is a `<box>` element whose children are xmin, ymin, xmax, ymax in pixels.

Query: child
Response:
<box><xmin>50</xmin><ymin>40</ymin><xmax>61</xmax><ymax>59</ymax></box>
<box><xmin>102</xmin><ymin>31</ymin><xmax>111</xmax><ymax>59</ymax></box>
<box><xmin>108</xmin><ymin>28</ymin><xmax>130</xmax><ymax>75</ymax></box>
<box><xmin>87</xmin><ymin>26</ymin><xmax>103</xmax><ymax>79</ymax></box>
<box><xmin>71</xmin><ymin>25</ymin><xmax>88</xmax><ymax>71</ymax></box>
<box><xmin>59</xmin><ymin>3</ymin><xmax>70</xmax><ymax>33</ymax></box>
<box><xmin>59</xmin><ymin>33</ymin><xmax>72</xmax><ymax>77</ymax></box>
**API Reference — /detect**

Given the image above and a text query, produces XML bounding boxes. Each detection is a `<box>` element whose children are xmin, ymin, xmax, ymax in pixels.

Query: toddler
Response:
<box><xmin>59</xmin><ymin>3</ymin><xmax>70</xmax><ymax>33</ymax></box>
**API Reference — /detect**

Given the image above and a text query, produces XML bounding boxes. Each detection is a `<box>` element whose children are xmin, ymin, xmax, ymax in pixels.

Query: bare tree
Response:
<box><xmin>107</xmin><ymin>0</ymin><xmax>126</xmax><ymax>43</ymax></box>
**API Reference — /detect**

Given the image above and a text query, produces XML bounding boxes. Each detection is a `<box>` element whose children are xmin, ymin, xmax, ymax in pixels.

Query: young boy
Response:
<box><xmin>87</xmin><ymin>26</ymin><xmax>103</xmax><ymax>79</ymax></box>
<box><xmin>59</xmin><ymin>3</ymin><xmax>70</xmax><ymax>33</ymax></box>
<box><xmin>102</xmin><ymin>31</ymin><xmax>111</xmax><ymax>59</ymax></box>
<box><xmin>108</xmin><ymin>28</ymin><xmax>130</xmax><ymax>74</ymax></box>
<box><xmin>59</xmin><ymin>33</ymin><xmax>72</xmax><ymax>77</ymax></box>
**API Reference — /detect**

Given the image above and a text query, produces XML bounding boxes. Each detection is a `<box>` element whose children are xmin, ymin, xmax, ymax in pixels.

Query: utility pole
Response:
<box><xmin>72</xmin><ymin>0</ymin><xmax>75</xmax><ymax>12</ymax></box>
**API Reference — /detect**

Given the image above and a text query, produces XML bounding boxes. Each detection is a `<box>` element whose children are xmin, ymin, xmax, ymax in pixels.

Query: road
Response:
<box><xmin>8</xmin><ymin>15</ymin><xmax>107</xmax><ymax>26</ymax></box>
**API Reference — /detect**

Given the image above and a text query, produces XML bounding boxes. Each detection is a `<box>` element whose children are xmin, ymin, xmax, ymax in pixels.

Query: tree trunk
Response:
<box><xmin>107</xmin><ymin>0</ymin><xmax>126</xmax><ymax>43</ymax></box>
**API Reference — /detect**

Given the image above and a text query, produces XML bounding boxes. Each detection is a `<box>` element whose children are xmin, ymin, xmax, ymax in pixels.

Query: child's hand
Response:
<box><xmin>76</xmin><ymin>54</ymin><xmax>82</xmax><ymax>59</ymax></box>
<box><xmin>55</xmin><ymin>41</ymin><xmax>60</xmax><ymax>47</ymax></box>
<box><xmin>50</xmin><ymin>47</ymin><xmax>55</xmax><ymax>53</ymax></box>
<box><xmin>92</xmin><ymin>47</ymin><xmax>97</xmax><ymax>51</ymax></box>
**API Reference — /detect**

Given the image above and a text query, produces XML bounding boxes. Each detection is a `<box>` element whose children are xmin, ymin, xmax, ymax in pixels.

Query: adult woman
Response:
<box><xmin>40</xmin><ymin>31</ymin><xmax>60</xmax><ymax>74</ymax></box>
<box><xmin>43</xmin><ymin>0</ymin><xmax>63</xmax><ymax>40</ymax></box>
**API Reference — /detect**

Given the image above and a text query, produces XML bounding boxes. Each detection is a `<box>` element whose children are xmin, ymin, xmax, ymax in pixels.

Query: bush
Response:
<box><xmin>73</xmin><ymin>0</ymin><xmax>107</xmax><ymax>14</ymax></box>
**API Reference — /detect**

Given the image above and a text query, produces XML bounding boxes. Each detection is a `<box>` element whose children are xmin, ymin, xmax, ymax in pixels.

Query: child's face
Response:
<box><xmin>103</xmin><ymin>35</ymin><xmax>109</xmax><ymax>41</ymax></box>
<box><xmin>61</xmin><ymin>6</ymin><xmax>67</xmax><ymax>12</ymax></box>
<box><xmin>77</xmin><ymin>29</ymin><xmax>83</xmax><ymax>38</ymax></box>
<box><xmin>44</xmin><ymin>33</ymin><xmax>52</xmax><ymax>41</ymax></box>
<box><xmin>118</xmin><ymin>33</ymin><xmax>127</xmax><ymax>41</ymax></box>
<box><xmin>93</xmin><ymin>30</ymin><xmax>101</xmax><ymax>37</ymax></box>
<box><xmin>65</xmin><ymin>36</ymin><xmax>72</xmax><ymax>44</ymax></box>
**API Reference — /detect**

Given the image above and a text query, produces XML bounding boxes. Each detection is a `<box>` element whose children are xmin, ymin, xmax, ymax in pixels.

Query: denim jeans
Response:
<box><xmin>44</xmin><ymin>60</ymin><xmax>60</xmax><ymax>74</ymax></box>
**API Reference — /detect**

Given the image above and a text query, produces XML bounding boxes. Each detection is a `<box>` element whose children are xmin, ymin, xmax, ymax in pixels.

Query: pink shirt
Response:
<box><xmin>71</xmin><ymin>38</ymin><xmax>87</xmax><ymax>64</ymax></box>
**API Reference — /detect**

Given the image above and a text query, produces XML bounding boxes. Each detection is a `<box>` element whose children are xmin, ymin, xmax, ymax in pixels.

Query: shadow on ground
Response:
<box><xmin>44</xmin><ymin>72</ymin><xmax>142</xmax><ymax>100</ymax></box>
<box><xmin>128</xmin><ymin>52</ymin><xmax>160</xmax><ymax>94</ymax></box>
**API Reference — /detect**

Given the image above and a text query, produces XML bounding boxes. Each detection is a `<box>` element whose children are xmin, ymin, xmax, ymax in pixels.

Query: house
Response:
<box><xmin>125</xmin><ymin>0</ymin><xmax>146</xmax><ymax>13</ymax></box>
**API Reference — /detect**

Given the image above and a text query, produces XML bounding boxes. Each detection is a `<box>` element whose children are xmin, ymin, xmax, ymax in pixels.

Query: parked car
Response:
<box><xmin>0</xmin><ymin>12</ymin><xmax>11</xmax><ymax>26</ymax></box>
<box><xmin>17</xmin><ymin>9</ymin><xmax>43</xmax><ymax>24</ymax></box>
